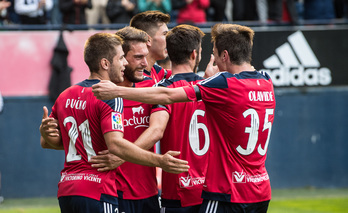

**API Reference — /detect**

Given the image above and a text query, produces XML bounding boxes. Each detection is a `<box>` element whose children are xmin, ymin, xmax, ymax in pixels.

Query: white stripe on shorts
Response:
<box><xmin>160</xmin><ymin>207</ymin><xmax>166</xmax><ymax>213</ymax></box>
<box><xmin>103</xmin><ymin>202</ymin><xmax>113</xmax><ymax>213</ymax></box>
<box><xmin>205</xmin><ymin>200</ymin><xmax>219</xmax><ymax>213</ymax></box>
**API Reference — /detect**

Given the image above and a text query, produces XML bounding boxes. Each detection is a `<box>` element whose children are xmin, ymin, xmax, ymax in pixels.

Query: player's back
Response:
<box><xmin>196</xmin><ymin>71</ymin><xmax>276</xmax><ymax>203</ymax></box>
<box><xmin>156</xmin><ymin>73</ymin><xmax>209</xmax><ymax>207</ymax></box>
<box><xmin>51</xmin><ymin>79</ymin><xmax>122</xmax><ymax>200</ymax></box>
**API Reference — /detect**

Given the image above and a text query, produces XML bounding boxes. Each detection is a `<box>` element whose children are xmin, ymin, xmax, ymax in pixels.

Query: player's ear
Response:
<box><xmin>101</xmin><ymin>58</ymin><xmax>110</xmax><ymax>70</ymax></box>
<box><xmin>222</xmin><ymin>50</ymin><xmax>229</xmax><ymax>62</ymax></box>
<box><xmin>191</xmin><ymin>49</ymin><xmax>197</xmax><ymax>61</ymax></box>
<box><xmin>146</xmin><ymin>36</ymin><xmax>152</xmax><ymax>47</ymax></box>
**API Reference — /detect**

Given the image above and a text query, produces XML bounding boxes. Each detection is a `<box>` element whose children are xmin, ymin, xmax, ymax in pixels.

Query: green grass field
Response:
<box><xmin>0</xmin><ymin>188</ymin><xmax>347</xmax><ymax>213</ymax></box>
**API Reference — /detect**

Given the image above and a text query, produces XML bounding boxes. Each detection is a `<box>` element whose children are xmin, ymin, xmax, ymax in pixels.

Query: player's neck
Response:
<box><xmin>117</xmin><ymin>78</ymin><xmax>133</xmax><ymax>87</ymax></box>
<box><xmin>171</xmin><ymin>63</ymin><xmax>194</xmax><ymax>75</ymax></box>
<box><xmin>89</xmin><ymin>72</ymin><xmax>104</xmax><ymax>81</ymax></box>
<box><xmin>146</xmin><ymin>55</ymin><xmax>157</xmax><ymax>71</ymax></box>
<box><xmin>228</xmin><ymin>62</ymin><xmax>254</xmax><ymax>74</ymax></box>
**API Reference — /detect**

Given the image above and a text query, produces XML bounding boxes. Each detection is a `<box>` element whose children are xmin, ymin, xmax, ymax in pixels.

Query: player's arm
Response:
<box><xmin>39</xmin><ymin>106</ymin><xmax>64</xmax><ymax>150</ymax></box>
<box><xmin>92</xmin><ymin>80</ymin><xmax>189</xmax><ymax>105</ymax></box>
<box><xmin>40</xmin><ymin>137</ymin><xmax>63</xmax><ymax>150</ymax></box>
<box><xmin>133</xmin><ymin>109</ymin><xmax>169</xmax><ymax>150</ymax></box>
<box><xmin>89</xmin><ymin>150</ymin><xmax>125</xmax><ymax>172</ymax></box>
<box><xmin>104</xmin><ymin>131</ymin><xmax>189</xmax><ymax>174</ymax></box>
<box><xmin>90</xmin><ymin>110</ymin><xmax>169</xmax><ymax>171</ymax></box>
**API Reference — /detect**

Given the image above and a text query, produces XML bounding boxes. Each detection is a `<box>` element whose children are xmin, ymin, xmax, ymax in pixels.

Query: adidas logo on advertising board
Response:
<box><xmin>262</xmin><ymin>31</ymin><xmax>332</xmax><ymax>87</ymax></box>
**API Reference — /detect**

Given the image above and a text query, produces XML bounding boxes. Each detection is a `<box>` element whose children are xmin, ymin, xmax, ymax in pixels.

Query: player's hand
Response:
<box><xmin>92</xmin><ymin>80</ymin><xmax>119</xmax><ymax>100</ymax></box>
<box><xmin>203</xmin><ymin>54</ymin><xmax>219</xmax><ymax>78</ymax></box>
<box><xmin>40</xmin><ymin>106</ymin><xmax>60</xmax><ymax>138</ymax></box>
<box><xmin>160</xmin><ymin>151</ymin><xmax>189</xmax><ymax>174</ymax></box>
<box><xmin>90</xmin><ymin>150</ymin><xmax>125</xmax><ymax>171</ymax></box>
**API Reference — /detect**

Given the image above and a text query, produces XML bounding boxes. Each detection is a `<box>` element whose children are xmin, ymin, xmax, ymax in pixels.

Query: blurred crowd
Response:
<box><xmin>0</xmin><ymin>0</ymin><xmax>347</xmax><ymax>26</ymax></box>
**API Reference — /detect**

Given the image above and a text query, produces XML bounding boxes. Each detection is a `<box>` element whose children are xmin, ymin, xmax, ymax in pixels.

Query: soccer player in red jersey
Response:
<box><xmin>40</xmin><ymin>32</ymin><xmax>189</xmax><ymax>213</ymax></box>
<box><xmin>130</xmin><ymin>10</ymin><xmax>172</xmax><ymax>83</ymax></box>
<box><xmin>92</xmin><ymin>24</ymin><xmax>276</xmax><ymax>213</ymax></box>
<box><xmin>143</xmin><ymin>25</ymin><xmax>209</xmax><ymax>213</ymax></box>
<box><xmin>112</xmin><ymin>26</ymin><xmax>162</xmax><ymax>213</ymax></box>
<box><xmin>130</xmin><ymin>10</ymin><xmax>218</xmax><ymax>84</ymax></box>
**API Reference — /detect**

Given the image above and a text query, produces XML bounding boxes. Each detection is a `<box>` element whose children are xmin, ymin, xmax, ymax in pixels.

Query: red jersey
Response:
<box><xmin>116</xmin><ymin>77</ymin><xmax>159</xmax><ymax>199</ymax></box>
<box><xmin>143</xmin><ymin>64</ymin><xmax>172</xmax><ymax>84</ymax></box>
<box><xmin>153</xmin><ymin>73</ymin><xmax>208</xmax><ymax>207</ymax></box>
<box><xmin>50</xmin><ymin>79</ymin><xmax>124</xmax><ymax>201</ymax></box>
<box><xmin>183</xmin><ymin>71</ymin><xmax>276</xmax><ymax>203</ymax></box>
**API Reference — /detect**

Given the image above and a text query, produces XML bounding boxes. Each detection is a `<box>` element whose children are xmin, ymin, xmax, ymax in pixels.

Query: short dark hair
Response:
<box><xmin>166</xmin><ymin>24</ymin><xmax>205</xmax><ymax>65</ymax></box>
<box><xmin>115</xmin><ymin>27</ymin><xmax>149</xmax><ymax>56</ymax></box>
<box><xmin>211</xmin><ymin>24</ymin><xmax>254</xmax><ymax>65</ymax></box>
<box><xmin>130</xmin><ymin>10</ymin><xmax>170</xmax><ymax>37</ymax></box>
<box><xmin>84</xmin><ymin>33</ymin><xmax>123</xmax><ymax>72</ymax></box>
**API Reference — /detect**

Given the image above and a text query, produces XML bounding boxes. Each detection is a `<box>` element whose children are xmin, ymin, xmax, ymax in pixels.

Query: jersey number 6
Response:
<box><xmin>189</xmin><ymin>109</ymin><xmax>210</xmax><ymax>156</ymax></box>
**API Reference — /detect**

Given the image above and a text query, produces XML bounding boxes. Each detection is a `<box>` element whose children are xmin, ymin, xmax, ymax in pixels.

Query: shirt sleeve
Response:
<box><xmin>151</xmin><ymin>104</ymin><xmax>170</xmax><ymax>114</ymax></box>
<box><xmin>100</xmin><ymin>99</ymin><xmax>124</xmax><ymax>134</ymax></box>
<box><xmin>183</xmin><ymin>85</ymin><xmax>201</xmax><ymax>101</ymax></box>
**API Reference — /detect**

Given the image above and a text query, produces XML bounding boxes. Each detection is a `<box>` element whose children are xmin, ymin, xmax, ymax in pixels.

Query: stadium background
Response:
<box><xmin>0</xmin><ymin>24</ymin><xmax>347</xmax><ymax>198</ymax></box>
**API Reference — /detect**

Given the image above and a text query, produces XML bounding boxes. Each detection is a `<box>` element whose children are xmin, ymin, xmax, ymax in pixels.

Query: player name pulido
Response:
<box><xmin>248</xmin><ymin>91</ymin><xmax>274</xmax><ymax>102</ymax></box>
<box><xmin>65</xmin><ymin>98</ymin><xmax>87</xmax><ymax>110</ymax></box>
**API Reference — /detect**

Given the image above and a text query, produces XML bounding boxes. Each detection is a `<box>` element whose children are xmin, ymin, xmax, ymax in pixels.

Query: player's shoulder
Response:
<box><xmin>199</xmin><ymin>71</ymin><xmax>271</xmax><ymax>88</ymax></box>
<box><xmin>152</xmin><ymin>64</ymin><xmax>171</xmax><ymax>79</ymax></box>
<box><xmin>57</xmin><ymin>79</ymin><xmax>95</xmax><ymax>99</ymax></box>
<box><xmin>152</xmin><ymin>64</ymin><xmax>163</xmax><ymax>74</ymax></box>
<box><xmin>135</xmin><ymin>76</ymin><xmax>156</xmax><ymax>87</ymax></box>
<box><xmin>157</xmin><ymin>73</ymin><xmax>203</xmax><ymax>88</ymax></box>
<box><xmin>198</xmin><ymin>72</ymin><xmax>229</xmax><ymax>88</ymax></box>
<box><xmin>76</xmin><ymin>79</ymin><xmax>100</xmax><ymax>87</ymax></box>
<box><xmin>235</xmin><ymin>70</ymin><xmax>272</xmax><ymax>81</ymax></box>
<box><xmin>78</xmin><ymin>79</ymin><xmax>124</xmax><ymax>113</ymax></box>
<box><xmin>175</xmin><ymin>72</ymin><xmax>204</xmax><ymax>82</ymax></box>
<box><xmin>101</xmin><ymin>97</ymin><xmax>123</xmax><ymax>113</ymax></box>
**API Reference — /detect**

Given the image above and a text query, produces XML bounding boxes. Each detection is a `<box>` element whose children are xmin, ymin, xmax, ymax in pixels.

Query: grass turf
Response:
<box><xmin>0</xmin><ymin>188</ymin><xmax>347</xmax><ymax>213</ymax></box>
<box><xmin>268</xmin><ymin>188</ymin><xmax>348</xmax><ymax>213</ymax></box>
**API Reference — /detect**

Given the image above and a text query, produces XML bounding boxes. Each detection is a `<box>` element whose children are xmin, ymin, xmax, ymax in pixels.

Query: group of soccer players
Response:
<box><xmin>40</xmin><ymin>10</ymin><xmax>276</xmax><ymax>213</ymax></box>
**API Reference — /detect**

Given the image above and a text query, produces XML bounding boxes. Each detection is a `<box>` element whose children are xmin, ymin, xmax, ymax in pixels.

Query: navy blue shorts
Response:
<box><xmin>117</xmin><ymin>191</ymin><xmax>160</xmax><ymax>213</ymax></box>
<box><xmin>160</xmin><ymin>198</ymin><xmax>201</xmax><ymax>213</ymax></box>
<box><xmin>160</xmin><ymin>205</ymin><xmax>201</xmax><ymax>213</ymax></box>
<box><xmin>199</xmin><ymin>199</ymin><xmax>270</xmax><ymax>213</ymax></box>
<box><xmin>59</xmin><ymin>194</ymin><xmax>118</xmax><ymax>213</ymax></box>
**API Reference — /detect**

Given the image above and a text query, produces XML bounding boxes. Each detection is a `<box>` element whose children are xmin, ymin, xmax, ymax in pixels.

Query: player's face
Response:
<box><xmin>150</xmin><ymin>23</ymin><xmax>168</xmax><ymax>60</ymax></box>
<box><xmin>108</xmin><ymin>45</ymin><xmax>128</xmax><ymax>84</ymax></box>
<box><xmin>124</xmin><ymin>42</ymin><xmax>149</xmax><ymax>83</ymax></box>
<box><xmin>213</xmin><ymin>43</ymin><xmax>226</xmax><ymax>71</ymax></box>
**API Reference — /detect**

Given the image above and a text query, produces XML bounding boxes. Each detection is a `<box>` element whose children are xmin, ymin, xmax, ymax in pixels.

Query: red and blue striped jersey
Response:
<box><xmin>153</xmin><ymin>72</ymin><xmax>209</xmax><ymax>207</ymax></box>
<box><xmin>50</xmin><ymin>79</ymin><xmax>124</xmax><ymax>201</ymax></box>
<box><xmin>143</xmin><ymin>64</ymin><xmax>172</xmax><ymax>84</ymax></box>
<box><xmin>115</xmin><ymin>76</ymin><xmax>159</xmax><ymax>200</ymax></box>
<box><xmin>184</xmin><ymin>71</ymin><xmax>276</xmax><ymax>203</ymax></box>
